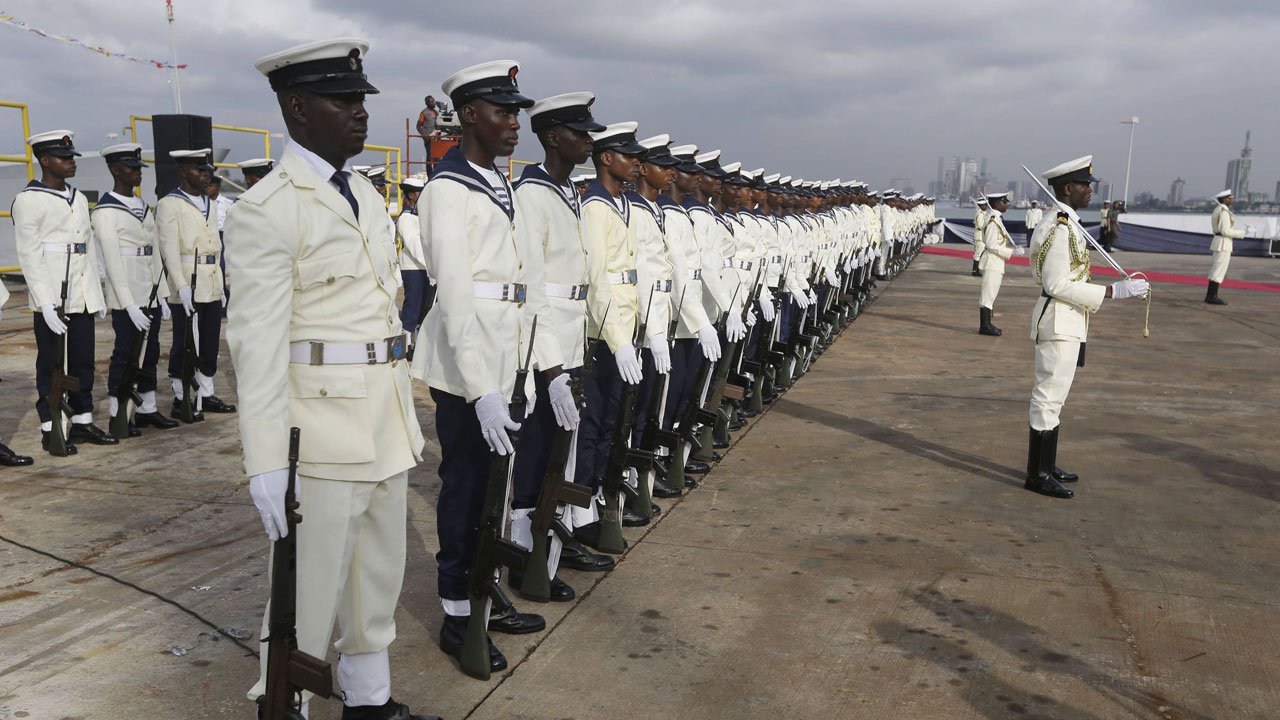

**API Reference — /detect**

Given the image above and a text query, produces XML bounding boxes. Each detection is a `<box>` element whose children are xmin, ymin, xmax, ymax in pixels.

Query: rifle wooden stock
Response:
<box><xmin>45</xmin><ymin>267</ymin><xmax>78</xmax><ymax>456</ymax></box>
<box><xmin>177</xmin><ymin>268</ymin><xmax>200</xmax><ymax>423</ymax></box>
<box><xmin>110</xmin><ymin>278</ymin><xmax>163</xmax><ymax>439</ymax></box>
<box><xmin>262</xmin><ymin>428</ymin><xmax>333</xmax><ymax>720</ymax></box>
<box><xmin>521</xmin><ymin>424</ymin><xmax>591</xmax><ymax>602</ymax></box>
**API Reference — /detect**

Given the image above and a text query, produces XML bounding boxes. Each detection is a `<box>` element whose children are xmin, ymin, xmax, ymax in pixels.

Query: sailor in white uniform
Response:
<box><xmin>1205</xmin><ymin>189</ymin><xmax>1251</xmax><ymax>305</ymax></box>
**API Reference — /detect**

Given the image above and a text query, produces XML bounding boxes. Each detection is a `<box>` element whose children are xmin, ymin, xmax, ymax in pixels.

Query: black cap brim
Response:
<box><xmin>675</xmin><ymin>161</ymin><xmax>704</xmax><ymax>174</ymax></box>
<box><xmin>646</xmin><ymin>155</ymin><xmax>682</xmax><ymax>168</ymax></box>
<box><xmin>563</xmin><ymin>118</ymin><xmax>608</xmax><ymax>133</ymax></box>
<box><xmin>304</xmin><ymin>77</ymin><xmax>381</xmax><ymax>96</ymax></box>
<box><xmin>480</xmin><ymin>90</ymin><xmax>535</xmax><ymax>109</ymax></box>
<box><xmin>40</xmin><ymin>148</ymin><xmax>81</xmax><ymax>158</ymax></box>
<box><xmin>598</xmin><ymin>140</ymin><xmax>647</xmax><ymax>156</ymax></box>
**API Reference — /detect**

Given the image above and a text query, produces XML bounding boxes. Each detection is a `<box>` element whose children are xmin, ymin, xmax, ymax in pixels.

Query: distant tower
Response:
<box><xmin>1168</xmin><ymin>177</ymin><xmax>1185</xmax><ymax>207</ymax></box>
<box><xmin>1225</xmin><ymin>131</ymin><xmax>1252</xmax><ymax>200</ymax></box>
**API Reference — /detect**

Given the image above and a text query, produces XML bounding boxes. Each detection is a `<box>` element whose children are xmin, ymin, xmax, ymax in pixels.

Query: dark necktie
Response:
<box><xmin>330</xmin><ymin>171</ymin><xmax>360</xmax><ymax>220</ymax></box>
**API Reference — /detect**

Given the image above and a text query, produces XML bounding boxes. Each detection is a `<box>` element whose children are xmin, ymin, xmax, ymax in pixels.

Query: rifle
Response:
<box><xmin>110</xmin><ymin>270</ymin><xmax>165</xmax><ymax>439</ymax></box>
<box><xmin>45</xmin><ymin>251</ymin><xmax>79</xmax><ymax>457</ymax></box>
<box><xmin>461</xmin><ymin>318</ymin><xmax>536</xmax><ymax>680</ymax></box>
<box><xmin>176</xmin><ymin>260</ymin><xmax>200</xmax><ymax>423</ymax></box>
<box><xmin>519</xmin><ymin>306</ymin><xmax>607</xmax><ymax>603</ymax></box>
<box><xmin>596</xmin><ymin>291</ymin><xmax>652</xmax><ymax>554</ymax></box>
<box><xmin>261</xmin><ymin>428</ymin><xmax>333</xmax><ymax>720</ymax></box>
<box><xmin>625</xmin><ymin>288</ymin><xmax>686</xmax><ymax>518</ymax></box>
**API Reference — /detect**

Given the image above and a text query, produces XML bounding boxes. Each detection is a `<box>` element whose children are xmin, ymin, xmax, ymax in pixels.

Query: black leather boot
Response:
<box><xmin>1205</xmin><ymin>281</ymin><xmax>1227</xmax><ymax>305</ymax></box>
<box><xmin>1024</xmin><ymin>427</ymin><xmax>1073</xmax><ymax>499</ymax></box>
<box><xmin>971</xmin><ymin>260</ymin><xmax>981</xmax><ymax>276</ymax></box>
<box><xmin>1047</xmin><ymin>426</ymin><xmax>1078</xmax><ymax>483</ymax></box>
<box><xmin>0</xmin><ymin>443</ymin><xmax>33</xmax><ymax>466</ymax></box>
<box><xmin>439</xmin><ymin>615</ymin><xmax>506</xmax><ymax>674</ymax></box>
<box><xmin>979</xmin><ymin>307</ymin><xmax>1002</xmax><ymax>336</ymax></box>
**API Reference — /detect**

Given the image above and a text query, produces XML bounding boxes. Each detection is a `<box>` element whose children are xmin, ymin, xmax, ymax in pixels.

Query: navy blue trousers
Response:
<box><xmin>400</xmin><ymin>270</ymin><xmax>434</xmax><ymax>335</ymax></box>
<box><xmin>777</xmin><ymin>293</ymin><xmax>796</xmax><ymax>346</ymax></box>
<box><xmin>511</xmin><ymin>370</ymin><xmax>558</xmax><ymax>510</ymax></box>
<box><xmin>575</xmin><ymin>342</ymin><xmax>622</xmax><ymax>492</ymax></box>
<box><xmin>433</xmin><ymin>387</ymin><xmax>524</xmax><ymax>601</ymax></box>
<box><xmin>108</xmin><ymin>307</ymin><xmax>164</xmax><ymax>397</ymax></box>
<box><xmin>663</xmin><ymin>339</ymin><xmax>703</xmax><ymax>432</ymax></box>
<box><xmin>167</xmin><ymin>301</ymin><xmax>221</xmax><ymax>379</ymax></box>
<box><xmin>34</xmin><ymin>312</ymin><xmax>95</xmax><ymax>423</ymax></box>
<box><xmin>631</xmin><ymin>348</ymin><xmax>662</xmax><ymax>447</ymax></box>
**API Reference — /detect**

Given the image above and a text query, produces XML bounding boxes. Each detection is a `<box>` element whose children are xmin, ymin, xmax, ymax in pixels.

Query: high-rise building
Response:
<box><xmin>961</xmin><ymin>157</ymin><xmax>978</xmax><ymax>197</ymax></box>
<box><xmin>1168</xmin><ymin>177</ymin><xmax>1185</xmax><ymax>207</ymax></box>
<box><xmin>1225</xmin><ymin>130</ymin><xmax>1252</xmax><ymax>200</ymax></box>
<box><xmin>1275</xmin><ymin>180</ymin><xmax>1280</xmax><ymax>204</ymax></box>
<box><xmin>936</xmin><ymin>156</ymin><xmax>945</xmax><ymax>188</ymax></box>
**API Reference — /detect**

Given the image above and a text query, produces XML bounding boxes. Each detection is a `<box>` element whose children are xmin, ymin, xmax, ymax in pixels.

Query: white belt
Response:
<box><xmin>120</xmin><ymin>246</ymin><xmax>154</xmax><ymax>257</ymax></box>
<box><xmin>289</xmin><ymin>334</ymin><xmax>409</xmax><ymax>365</ymax></box>
<box><xmin>43</xmin><ymin>242</ymin><xmax>87</xmax><ymax>254</ymax></box>
<box><xmin>687</xmin><ymin>269</ymin><xmax>702</xmax><ymax>280</ymax></box>
<box><xmin>652</xmin><ymin>279</ymin><xmax>672</xmax><ymax>293</ymax></box>
<box><xmin>181</xmin><ymin>254</ymin><xmax>219</xmax><ymax>265</ymax></box>
<box><xmin>737</xmin><ymin>260</ymin><xmax>753</xmax><ymax>271</ymax></box>
<box><xmin>545</xmin><ymin>282</ymin><xmax>588</xmax><ymax>301</ymax></box>
<box><xmin>473</xmin><ymin>281</ymin><xmax>527</xmax><ymax>304</ymax></box>
<box><xmin>721</xmin><ymin>259</ymin><xmax>733</xmax><ymax>268</ymax></box>
<box><xmin>606</xmin><ymin>269</ymin><xmax>638</xmax><ymax>285</ymax></box>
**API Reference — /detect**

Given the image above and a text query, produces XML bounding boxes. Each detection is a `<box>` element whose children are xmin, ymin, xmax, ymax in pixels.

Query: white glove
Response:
<box><xmin>125</xmin><ymin>304</ymin><xmax>151</xmax><ymax>332</ymax></box>
<box><xmin>178</xmin><ymin>285</ymin><xmax>194</xmax><ymax>316</ymax></box>
<box><xmin>97</xmin><ymin>308</ymin><xmax>108</xmax><ymax>319</ymax></box>
<box><xmin>222</xmin><ymin>295</ymin><xmax>228</xmax><ymax>309</ymax></box>
<box><xmin>1012</xmin><ymin>247</ymin><xmax>1027</xmax><ymax>258</ymax></box>
<box><xmin>758</xmin><ymin>293</ymin><xmax>776</xmax><ymax>322</ymax></box>
<box><xmin>745</xmin><ymin>308</ymin><xmax>757</xmax><ymax>327</ymax></box>
<box><xmin>807</xmin><ymin>289</ymin><xmax>818</xmax><ymax>306</ymax></box>
<box><xmin>546</xmin><ymin>373</ymin><xmax>579</xmax><ymax>431</ymax></box>
<box><xmin>794</xmin><ymin>290</ymin><xmax>811</xmax><ymax>310</ymax></box>
<box><xmin>1245</xmin><ymin>225</ymin><xmax>1258</xmax><ymax>237</ymax></box>
<box><xmin>824</xmin><ymin>267</ymin><xmax>839</xmax><ymax>286</ymax></box>
<box><xmin>249</xmin><ymin>469</ymin><xmax>290</xmax><ymax>541</ymax></box>
<box><xmin>475</xmin><ymin>391</ymin><xmax>521</xmax><ymax>455</ymax></box>
<box><xmin>726</xmin><ymin>311</ymin><xmax>747</xmax><ymax>343</ymax></box>
<box><xmin>160</xmin><ymin>302</ymin><xmax>172</xmax><ymax>322</ymax></box>
<box><xmin>697</xmin><ymin>324</ymin><xmax>721</xmax><ymax>362</ymax></box>
<box><xmin>650</xmin><ymin>334</ymin><xmax>672</xmax><ymax>374</ymax></box>
<box><xmin>40</xmin><ymin>305</ymin><xmax>67</xmax><ymax>335</ymax></box>
<box><xmin>1110</xmin><ymin>278</ymin><xmax>1150</xmax><ymax>300</ymax></box>
<box><xmin>843</xmin><ymin>258</ymin><xmax>854</xmax><ymax>273</ymax></box>
<box><xmin>614</xmin><ymin>345</ymin><xmax>643</xmax><ymax>385</ymax></box>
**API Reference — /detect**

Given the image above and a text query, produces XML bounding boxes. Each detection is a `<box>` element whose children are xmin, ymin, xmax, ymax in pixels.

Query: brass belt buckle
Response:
<box><xmin>309</xmin><ymin>342</ymin><xmax>325</xmax><ymax>366</ymax></box>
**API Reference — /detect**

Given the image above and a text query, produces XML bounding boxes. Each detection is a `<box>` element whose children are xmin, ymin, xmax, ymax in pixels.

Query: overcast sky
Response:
<box><xmin>1</xmin><ymin>0</ymin><xmax>1276</xmax><ymax>201</ymax></box>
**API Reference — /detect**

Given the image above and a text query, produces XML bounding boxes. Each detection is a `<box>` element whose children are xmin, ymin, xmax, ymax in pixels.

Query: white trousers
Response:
<box><xmin>1029</xmin><ymin>340</ymin><xmax>1080</xmax><ymax>431</ymax></box>
<box><xmin>978</xmin><ymin>268</ymin><xmax>1004</xmax><ymax>310</ymax></box>
<box><xmin>1208</xmin><ymin>250</ymin><xmax>1231</xmax><ymax>283</ymax></box>
<box><xmin>248</xmin><ymin>471</ymin><xmax>408</xmax><ymax>705</ymax></box>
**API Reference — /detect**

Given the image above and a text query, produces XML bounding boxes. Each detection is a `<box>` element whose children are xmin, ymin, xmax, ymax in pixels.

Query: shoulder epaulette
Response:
<box><xmin>1056</xmin><ymin>212</ymin><xmax>1069</xmax><ymax>223</ymax></box>
<box><xmin>237</xmin><ymin>168</ymin><xmax>290</xmax><ymax>206</ymax></box>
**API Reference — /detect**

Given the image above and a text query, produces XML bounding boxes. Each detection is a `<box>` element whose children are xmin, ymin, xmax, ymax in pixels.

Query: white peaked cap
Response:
<box><xmin>1214</xmin><ymin>189</ymin><xmax>1233</xmax><ymax>199</ymax></box>
<box><xmin>1041</xmin><ymin>154</ymin><xmax>1094</xmax><ymax>181</ymax></box>
<box><xmin>236</xmin><ymin>158</ymin><xmax>274</xmax><ymax>169</ymax></box>
<box><xmin>638</xmin><ymin>134</ymin><xmax>670</xmax><ymax>150</ymax></box>
<box><xmin>764</xmin><ymin>173</ymin><xmax>781</xmax><ymax>183</ymax></box>
<box><xmin>590</xmin><ymin>121</ymin><xmax>637</xmax><ymax>143</ymax></box>
<box><xmin>670</xmin><ymin>144</ymin><xmax>698</xmax><ymax>157</ymax></box>
<box><xmin>528</xmin><ymin>91</ymin><xmax>595</xmax><ymax>117</ymax></box>
<box><xmin>170</xmin><ymin>148</ymin><xmax>211</xmax><ymax>158</ymax></box>
<box><xmin>721</xmin><ymin>161</ymin><xmax>742</xmax><ymax>174</ymax></box>
<box><xmin>694</xmin><ymin>149</ymin><xmax>721</xmax><ymax>164</ymax></box>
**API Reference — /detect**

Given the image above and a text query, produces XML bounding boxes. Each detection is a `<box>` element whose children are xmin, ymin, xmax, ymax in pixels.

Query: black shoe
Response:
<box><xmin>127</xmin><ymin>422</ymin><xmax>142</xmax><ymax>438</ymax></box>
<box><xmin>341</xmin><ymin>698</ymin><xmax>442</xmax><ymax>720</ymax></box>
<box><xmin>739</xmin><ymin>407</ymin><xmax>758</xmax><ymax>419</ymax></box>
<box><xmin>684</xmin><ymin>459</ymin><xmax>711</xmax><ymax>474</ymax></box>
<box><xmin>558</xmin><ymin>537</ymin><xmax>615</xmax><ymax>572</ymax></box>
<box><xmin>135</xmin><ymin>411</ymin><xmax>180</xmax><ymax>429</ymax></box>
<box><xmin>439</xmin><ymin>615</ymin><xmax>506</xmax><ymax>674</ymax></box>
<box><xmin>652</xmin><ymin>477</ymin><xmax>682</xmax><ymax>498</ymax></box>
<box><xmin>713</xmin><ymin>438</ymin><xmax>730</xmax><ymax>449</ymax></box>
<box><xmin>621</xmin><ymin>508</ymin><xmax>650</xmax><ymax>527</ymax></box>
<box><xmin>171</xmin><ymin>400</ymin><xmax>204</xmax><ymax>423</ymax></box>
<box><xmin>650</xmin><ymin>502</ymin><xmax>661</xmax><ymax>516</ymax></box>
<box><xmin>487</xmin><ymin>601</ymin><xmax>546</xmax><ymax>635</ymax></box>
<box><xmin>1052</xmin><ymin>467</ymin><xmax>1079</xmax><ymax>483</ymax></box>
<box><xmin>1024</xmin><ymin>474</ymin><xmax>1074</xmax><ymax>499</ymax></box>
<box><xmin>0</xmin><ymin>443</ymin><xmax>33</xmax><ymax>466</ymax></box>
<box><xmin>68</xmin><ymin>423</ymin><xmax>119</xmax><ymax>446</ymax></box>
<box><xmin>684</xmin><ymin>474</ymin><xmax>700</xmax><ymax>489</ymax></box>
<box><xmin>41</xmin><ymin>431</ymin><xmax>77</xmax><ymax>456</ymax></box>
<box><xmin>202</xmin><ymin>395</ymin><xmax>237</xmax><ymax>413</ymax></box>
<box><xmin>509</xmin><ymin>570</ymin><xmax>576</xmax><ymax>603</ymax></box>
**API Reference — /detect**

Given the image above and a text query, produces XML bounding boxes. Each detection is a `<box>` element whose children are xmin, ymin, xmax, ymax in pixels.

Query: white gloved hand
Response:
<box><xmin>824</xmin><ymin>267</ymin><xmax>839</xmax><ymax>286</ymax></box>
<box><xmin>807</xmin><ymin>289</ymin><xmax>818</xmax><ymax>306</ymax></box>
<box><xmin>160</xmin><ymin>302</ymin><xmax>172</xmax><ymax>322</ymax></box>
<box><xmin>125</xmin><ymin>304</ymin><xmax>151</xmax><ymax>332</ymax></box>
<box><xmin>1245</xmin><ymin>225</ymin><xmax>1258</xmax><ymax>237</ymax></box>
<box><xmin>178</xmin><ymin>285</ymin><xmax>194</xmax><ymax>316</ymax></box>
<box><xmin>650</xmin><ymin>334</ymin><xmax>672</xmax><ymax>374</ymax></box>
<box><xmin>222</xmin><ymin>295</ymin><xmax>228</xmax><ymax>309</ymax></box>
<box><xmin>1110</xmin><ymin>278</ymin><xmax>1150</xmax><ymax>300</ymax></box>
<box><xmin>475</xmin><ymin>391</ymin><xmax>521</xmax><ymax>455</ymax></box>
<box><xmin>697</xmin><ymin>324</ymin><xmax>722</xmax><ymax>362</ymax></box>
<box><xmin>249</xmin><ymin>469</ymin><xmax>290</xmax><ymax>541</ymax></box>
<box><xmin>615</xmin><ymin>345</ymin><xmax>643</xmax><ymax>385</ymax></box>
<box><xmin>726</xmin><ymin>311</ymin><xmax>747</xmax><ymax>342</ymax></box>
<box><xmin>1012</xmin><ymin>247</ymin><xmax>1027</xmax><ymax>257</ymax></box>
<box><xmin>40</xmin><ymin>305</ymin><xmax>67</xmax><ymax>335</ymax></box>
<box><xmin>843</xmin><ymin>258</ymin><xmax>854</xmax><ymax>273</ymax></box>
<box><xmin>794</xmin><ymin>290</ymin><xmax>811</xmax><ymax>310</ymax></box>
<box><xmin>546</xmin><ymin>373</ymin><xmax>580</xmax><ymax>431</ymax></box>
<box><xmin>745</xmin><ymin>308</ymin><xmax>757</xmax><ymax>327</ymax></box>
<box><xmin>758</xmin><ymin>294</ymin><xmax>776</xmax><ymax>322</ymax></box>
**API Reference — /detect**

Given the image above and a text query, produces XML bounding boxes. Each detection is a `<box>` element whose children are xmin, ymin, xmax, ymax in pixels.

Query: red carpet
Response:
<box><xmin>920</xmin><ymin>245</ymin><xmax>1280</xmax><ymax>293</ymax></box>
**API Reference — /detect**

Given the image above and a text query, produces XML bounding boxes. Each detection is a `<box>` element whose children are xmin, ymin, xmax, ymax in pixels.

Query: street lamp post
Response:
<box><xmin>1121</xmin><ymin>116</ymin><xmax>1139</xmax><ymax>205</ymax></box>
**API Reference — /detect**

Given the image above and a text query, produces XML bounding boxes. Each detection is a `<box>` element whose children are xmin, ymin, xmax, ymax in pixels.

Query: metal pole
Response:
<box><xmin>1121</xmin><ymin>117</ymin><xmax>1139</xmax><ymax>205</ymax></box>
<box><xmin>167</xmin><ymin>0</ymin><xmax>183</xmax><ymax>113</ymax></box>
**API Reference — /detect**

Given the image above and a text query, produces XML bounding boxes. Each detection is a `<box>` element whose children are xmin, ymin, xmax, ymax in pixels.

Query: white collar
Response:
<box><xmin>181</xmin><ymin>188</ymin><xmax>209</xmax><ymax>207</ymax></box>
<box><xmin>287</xmin><ymin>138</ymin><xmax>352</xmax><ymax>183</ymax></box>
<box><xmin>110</xmin><ymin>191</ymin><xmax>144</xmax><ymax>207</ymax></box>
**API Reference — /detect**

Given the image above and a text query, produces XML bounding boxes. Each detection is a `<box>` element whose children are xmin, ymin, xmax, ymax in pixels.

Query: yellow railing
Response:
<box><xmin>1</xmin><ymin>100</ymin><xmax>34</xmax><ymax>220</ymax></box>
<box><xmin>128</xmin><ymin>115</ymin><xmax>271</xmax><ymax>168</ymax></box>
<box><xmin>362</xmin><ymin>143</ymin><xmax>403</xmax><ymax>209</ymax></box>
